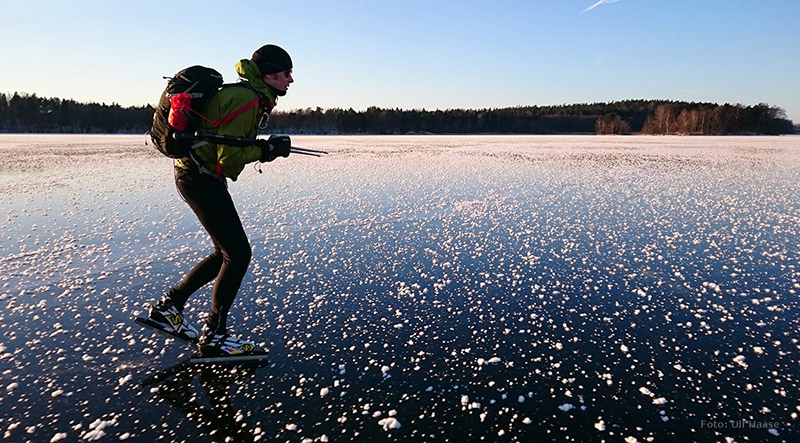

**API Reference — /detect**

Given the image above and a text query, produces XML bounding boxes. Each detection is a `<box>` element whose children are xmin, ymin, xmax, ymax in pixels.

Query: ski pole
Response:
<box><xmin>288</xmin><ymin>148</ymin><xmax>323</xmax><ymax>157</ymax></box>
<box><xmin>289</xmin><ymin>146</ymin><xmax>328</xmax><ymax>156</ymax></box>
<box><xmin>182</xmin><ymin>131</ymin><xmax>328</xmax><ymax>156</ymax></box>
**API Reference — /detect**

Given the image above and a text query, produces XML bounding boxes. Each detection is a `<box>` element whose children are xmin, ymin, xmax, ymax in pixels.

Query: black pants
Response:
<box><xmin>167</xmin><ymin>166</ymin><xmax>252</xmax><ymax>334</ymax></box>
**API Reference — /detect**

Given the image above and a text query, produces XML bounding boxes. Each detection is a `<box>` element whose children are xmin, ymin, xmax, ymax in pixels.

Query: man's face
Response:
<box><xmin>264</xmin><ymin>70</ymin><xmax>293</xmax><ymax>93</ymax></box>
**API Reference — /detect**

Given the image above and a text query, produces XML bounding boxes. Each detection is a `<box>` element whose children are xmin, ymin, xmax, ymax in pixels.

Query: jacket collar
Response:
<box><xmin>235</xmin><ymin>59</ymin><xmax>278</xmax><ymax>104</ymax></box>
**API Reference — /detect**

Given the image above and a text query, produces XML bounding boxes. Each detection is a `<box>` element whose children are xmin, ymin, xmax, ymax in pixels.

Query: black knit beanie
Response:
<box><xmin>252</xmin><ymin>44</ymin><xmax>293</xmax><ymax>75</ymax></box>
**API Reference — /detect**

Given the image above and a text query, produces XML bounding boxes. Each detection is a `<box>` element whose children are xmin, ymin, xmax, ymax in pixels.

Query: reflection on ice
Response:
<box><xmin>1</xmin><ymin>134</ymin><xmax>799</xmax><ymax>442</ymax></box>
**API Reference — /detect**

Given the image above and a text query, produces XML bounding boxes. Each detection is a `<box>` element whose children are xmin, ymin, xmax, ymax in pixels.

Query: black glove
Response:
<box><xmin>259</xmin><ymin>135</ymin><xmax>291</xmax><ymax>162</ymax></box>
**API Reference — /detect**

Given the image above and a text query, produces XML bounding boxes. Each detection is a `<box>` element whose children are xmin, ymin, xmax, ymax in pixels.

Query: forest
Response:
<box><xmin>0</xmin><ymin>92</ymin><xmax>794</xmax><ymax>135</ymax></box>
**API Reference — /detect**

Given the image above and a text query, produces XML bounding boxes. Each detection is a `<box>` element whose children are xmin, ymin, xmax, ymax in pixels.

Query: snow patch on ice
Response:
<box><xmin>378</xmin><ymin>417</ymin><xmax>401</xmax><ymax>431</ymax></box>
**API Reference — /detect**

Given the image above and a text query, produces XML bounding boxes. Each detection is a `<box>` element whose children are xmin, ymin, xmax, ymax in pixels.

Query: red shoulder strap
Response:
<box><xmin>215</xmin><ymin>97</ymin><xmax>260</xmax><ymax>127</ymax></box>
<box><xmin>187</xmin><ymin>97</ymin><xmax>261</xmax><ymax>128</ymax></box>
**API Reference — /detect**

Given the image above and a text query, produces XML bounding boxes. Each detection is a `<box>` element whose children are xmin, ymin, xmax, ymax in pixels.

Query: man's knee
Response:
<box><xmin>226</xmin><ymin>242</ymin><xmax>252</xmax><ymax>268</ymax></box>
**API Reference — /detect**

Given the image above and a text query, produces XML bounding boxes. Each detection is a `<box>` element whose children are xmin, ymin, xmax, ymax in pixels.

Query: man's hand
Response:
<box><xmin>259</xmin><ymin>135</ymin><xmax>291</xmax><ymax>162</ymax></box>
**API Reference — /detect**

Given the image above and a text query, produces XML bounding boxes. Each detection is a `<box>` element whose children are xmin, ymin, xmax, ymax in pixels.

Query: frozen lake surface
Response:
<box><xmin>1</xmin><ymin>134</ymin><xmax>799</xmax><ymax>442</ymax></box>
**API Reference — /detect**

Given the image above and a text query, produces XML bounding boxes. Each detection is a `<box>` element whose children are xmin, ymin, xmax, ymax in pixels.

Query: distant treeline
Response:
<box><xmin>270</xmin><ymin>101</ymin><xmax>794</xmax><ymax>135</ymax></box>
<box><xmin>0</xmin><ymin>92</ymin><xmax>794</xmax><ymax>135</ymax></box>
<box><xmin>0</xmin><ymin>93</ymin><xmax>153</xmax><ymax>134</ymax></box>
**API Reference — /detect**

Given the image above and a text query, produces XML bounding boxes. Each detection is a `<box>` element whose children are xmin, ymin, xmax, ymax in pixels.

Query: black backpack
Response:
<box><xmin>149</xmin><ymin>66</ymin><xmax>224</xmax><ymax>159</ymax></box>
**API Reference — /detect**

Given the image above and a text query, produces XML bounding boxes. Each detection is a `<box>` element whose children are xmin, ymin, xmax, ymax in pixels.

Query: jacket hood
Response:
<box><xmin>235</xmin><ymin>59</ymin><xmax>277</xmax><ymax>104</ymax></box>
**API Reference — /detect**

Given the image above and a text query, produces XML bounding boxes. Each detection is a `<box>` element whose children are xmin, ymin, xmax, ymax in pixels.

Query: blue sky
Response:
<box><xmin>2</xmin><ymin>0</ymin><xmax>799</xmax><ymax>121</ymax></box>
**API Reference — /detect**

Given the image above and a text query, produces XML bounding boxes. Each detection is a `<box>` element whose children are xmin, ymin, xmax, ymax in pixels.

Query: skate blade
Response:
<box><xmin>189</xmin><ymin>352</ymin><xmax>269</xmax><ymax>365</ymax></box>
<box><xmin>133</xmin><ymin>316</ymin><xmax>198</xmax><ymax>345</ymax></box>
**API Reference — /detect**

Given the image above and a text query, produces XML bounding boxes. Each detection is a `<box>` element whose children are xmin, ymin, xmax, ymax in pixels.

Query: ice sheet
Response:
<box><xmin>1</xmin><ymin>134</ymin><xmax>798</xmax><ymax>441</ymax></box>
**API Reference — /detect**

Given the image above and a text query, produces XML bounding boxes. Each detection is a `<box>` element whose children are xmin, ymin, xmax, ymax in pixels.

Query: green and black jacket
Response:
<box><xmin>177</xmin><ymin>59</ymin><xmax>278</xmax><ymax>181</ymax></box>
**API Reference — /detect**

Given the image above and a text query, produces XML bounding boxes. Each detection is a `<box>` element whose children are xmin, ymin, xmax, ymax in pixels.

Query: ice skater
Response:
<box><xmin>147</xmin><ymin>44</ymin><xmax>295</xmax><ymax>357</ymax></box>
